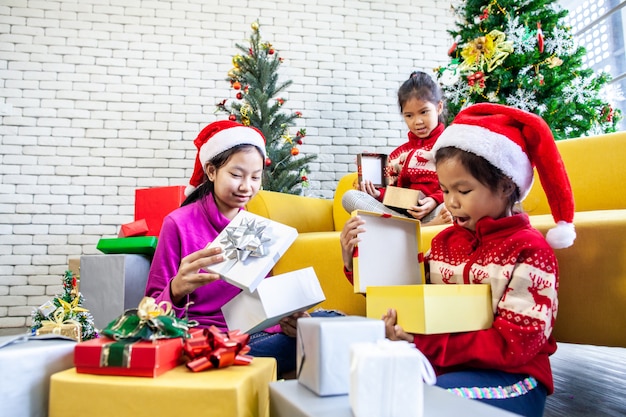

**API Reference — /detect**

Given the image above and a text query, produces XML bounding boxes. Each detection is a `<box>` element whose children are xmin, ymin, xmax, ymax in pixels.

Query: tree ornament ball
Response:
<box><xmin>232</xmin><ymin>81</ymin><xmax>241</xmax><ymax>90</ymax></box>
<box><xmin>265</xmin><ymin>157</ymin><xmax>272</xmax><ymax>166</ymax></box>
<box><xmin>229</xmin><ymin>114</ymin><xmax>237</xmax><ymax>121</ymax></box>
<box><xmin>251</xmin><ymin>21</ymin><xmax>259</xmax><ymax>31</ymax></box>
<box><xmin>236</xmin><ymin>92</ymin><xmax>243</xmax><ymax>100</ymax></box>
<box><xmin>291</xmin><ymin>147</ymin><xmax>300</xmax><ymax>156</ymax></box>
<box><xmin>269</xmin><ymin>48</ymin><xmax>275</xmax><ymax>55</ymax></box>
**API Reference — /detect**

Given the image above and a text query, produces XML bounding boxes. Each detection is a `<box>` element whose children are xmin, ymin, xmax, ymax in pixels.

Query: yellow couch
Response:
<box><xmin>246</xmin><ymin>131</ymin><xmax>626</xmax><ymax>348</ymax></box>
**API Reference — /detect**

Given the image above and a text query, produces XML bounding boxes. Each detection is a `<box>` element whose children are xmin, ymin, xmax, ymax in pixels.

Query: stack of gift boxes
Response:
<box><xmin>271</xmin><ymin>209</ymin><xmax>493</xmax><ymax>417</ymax></box>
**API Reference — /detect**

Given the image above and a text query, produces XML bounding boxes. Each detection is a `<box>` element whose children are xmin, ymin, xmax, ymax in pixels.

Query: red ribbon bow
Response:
<box><xmin>184</xmin><ymin>326</ymin><xmax>253</xmax><ymax>372</ymax></box>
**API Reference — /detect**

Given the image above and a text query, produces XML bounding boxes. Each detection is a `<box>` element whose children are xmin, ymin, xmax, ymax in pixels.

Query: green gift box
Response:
<box><xmin>96</xmin><ymin>236</ymin><xmax>158</xmax><ymax>255</ymax></box>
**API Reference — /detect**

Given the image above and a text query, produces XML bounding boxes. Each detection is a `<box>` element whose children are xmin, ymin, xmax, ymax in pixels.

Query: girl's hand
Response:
<box><xmin>359</xmin><ymin>180</ymin><xmax>381</xmax><ymax>199</ymax></box>
<box><xmin>169</xmin><ymin>246</ymin><xmax>225</xmax><ymax>304</ymax></box>
<box><xmin>407</xmin><ymin>196</ymin><xmax>437</xmax><ymax>220</ymax></box>
<box><xmin>382</xmin><ymin>308</ymin><xmax>414</xmax><ymax>343</ymax></box>
<box><xmin>279</xmin><ymin>311</ymin><xmax>310</xmax><ymax>338</ymax></box>
<box><xmin>339</xmin><ymin>215</ymin><xmax>366</xmax><ymax>271</ymax></box>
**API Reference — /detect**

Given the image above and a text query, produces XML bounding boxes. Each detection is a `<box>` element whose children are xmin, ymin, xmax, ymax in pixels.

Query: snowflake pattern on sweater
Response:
<box><xmin>421</xmin><ymin>213</ymin><xmax>559</xmax><ymax>394</ymax></box>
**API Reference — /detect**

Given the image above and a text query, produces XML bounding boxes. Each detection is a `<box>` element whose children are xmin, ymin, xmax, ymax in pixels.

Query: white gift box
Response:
<box><xmin>221</xmin><ymin>267</ymin><xmax>325</xmax><ymax>334</ymax></box>
<box><xmin>207</xmin><ymin>210</ymin><xmax>298</xmax><ymax>292</ymax></box>
<box><xmin>349</xmin><ymin>340</ymin><xmax>436</xmax><ymax>417</ymax></box>
<box><xmin>296</xmin><ymin>316</ymin><xmax>385</xmax><ymax>396</ymax></box>
<box><xmin>352</xmin><ymin>210</ymin><xmax>425</xmax><ymax>294</ymax></box>
<box><xmin>80</xmin><ymin>254</ymin><xmax>151</xmax><ymax>329</ymax></box>
<box><xmin>0</xmin><ymin>334</ymin><xmax>76</xmax><ymax>417</ymax></box>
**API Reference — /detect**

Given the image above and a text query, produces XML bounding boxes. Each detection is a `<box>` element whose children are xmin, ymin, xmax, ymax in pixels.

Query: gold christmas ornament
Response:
<box><xmin>251</xmin><ymin>21</ymin><xmax>259</xmax><ymax>31</ymax></box>
<box><xmin>460</xmin><ymin>30</ymin><xmax>513</xmax><ymax>73</ymax></box>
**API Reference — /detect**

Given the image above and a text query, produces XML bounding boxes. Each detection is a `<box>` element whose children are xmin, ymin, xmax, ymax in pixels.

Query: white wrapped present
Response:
<box><xmin>0</xmin><ymin>334</ymin><xmax>76</xmax><ymax>417</ymax></box>
<box><xmin>350</xmin><ymin>339</ymin><xmax>436</xmax><ymax>417</ymax></box>
<box><xmin>296</xmin><ymin>316</ymin><xmax>385</xmax><ymax>396</ymax></box>
<box><xmin>206</xmin><ymin>210</ymin><xmax>298</xmax><ymax>292</ymax></box>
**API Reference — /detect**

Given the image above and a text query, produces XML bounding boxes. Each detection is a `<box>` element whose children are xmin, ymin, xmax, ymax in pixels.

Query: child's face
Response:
<box><xmin>402</xmin><ymin>97</ymin><xmax>442</xmax><ymax>139</ymax></box>
<box><xmin>437</xmin><ymin>156</ymin><xmax>510</xmax><ymax>232</ymax></box>
<box><xmin>206</xmin><ymin>147</ymin><xmax>264</xmax><ymax>218</ymax></box>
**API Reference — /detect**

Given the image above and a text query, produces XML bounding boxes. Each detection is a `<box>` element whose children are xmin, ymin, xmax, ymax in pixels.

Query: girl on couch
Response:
<box><xmin>340</xmin><ymin>104</ymin><xmax>576</xmax><ymax>417</ymax></box>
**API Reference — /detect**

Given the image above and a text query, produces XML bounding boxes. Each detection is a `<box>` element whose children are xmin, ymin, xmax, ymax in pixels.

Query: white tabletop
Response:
<box><xmin>270</xmin><ymin>379</ymin><xmax>521</xmax><ymax>417</ymax></box>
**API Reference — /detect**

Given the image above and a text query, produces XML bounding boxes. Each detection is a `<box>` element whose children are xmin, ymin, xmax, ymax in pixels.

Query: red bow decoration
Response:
<box><xmin>183</xmin><ymin>326</ymin><xmax>253</xmax><ymax>372</ymax></box>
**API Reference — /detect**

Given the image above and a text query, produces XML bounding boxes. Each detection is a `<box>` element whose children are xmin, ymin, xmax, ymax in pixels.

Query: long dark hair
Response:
<box><xmin>435</xmin><ymin>146</ymin><xmax>521</xmax><ymax>213</ymax></box>
<box><xmin>397</xmin><ymin>71</ymin><xmax>447</xmax><ymax>124</ymax></box>
<box><xmin>181</xmin><ymin>144</ymin><xmax>265</xmax><ymax>207</ymax></box>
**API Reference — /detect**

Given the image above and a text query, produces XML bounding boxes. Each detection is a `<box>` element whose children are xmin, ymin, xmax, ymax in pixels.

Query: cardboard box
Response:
<box><xmin>135</xmin><ymin>185</ymin><xmax>187</xmax><ymax>237</ymax></box>
<box><xmin>0</xmin><ymin>334</ymin><xmax>76</xmax><ymax>417</ymax></box>
<box><xmin>352</xmin><ymin>210</ymin><xmax>424</xmax><ymax>294</ymax></box>
<box><xmin>50</xmin><ymin>357</ymin><xmax>277</xmax><ymax>417</ymax></box>
<box><xmin>382</xmin><ymin>185</ymin><xmax>425</xmax><ymax>211</ymax></box>
<box><xmin>74</xmin><ymin>336</ymin><xmax>184</xmax><ymax>377</ymax></box>
<box><xmin>366</xmin><ymin>284</ymin><xmax>493</xmax><ymax>334</ymax></box>
<box><xmin>79</xmin><ymin>254</ymin><xmax>151</xmax><ymax>329</ymax></box>
<box><xmin>296</xmin><ymin>316</ymin><xmax>385</xmax><ymax>396</ymax></box>
<box><xmin>222</xmin><ymin>267</ymin><xmax>325</xmax><ymax>334</ymax></box>
<box><xmin>350</xmin><ymin>340</ymin><xmax>436</xmax><ymax>417</ymax></box>
<box><xmin>207</xmin><ymin>210</ymin><xmax>298</xmax><ymax>292</ymax></box>
<box><xmin>357</xmin><ymin>153</ymin><xmax>387</xmax><ymax>187</ymax></box>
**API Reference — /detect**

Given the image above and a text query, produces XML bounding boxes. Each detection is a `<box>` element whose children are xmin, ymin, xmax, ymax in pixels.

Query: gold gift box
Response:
<box><xmin>36</xmin><ymin>322</ymin><xmax>82</xmax><ymax>342</ymax></box>
<box><xmin>366</xmin><ymin>284</ymin><xmax>493</xmax><ymax>334</ymax></box>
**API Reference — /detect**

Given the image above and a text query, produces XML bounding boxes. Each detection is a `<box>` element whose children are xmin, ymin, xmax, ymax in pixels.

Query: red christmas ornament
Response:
<box><xmin>268</xmin><ymin>48</ymin><xmax>275</xmax><ymax>55</ymax></box>
<box><xmin>295</xmin><ymin>111</ymin><xmax>302</xmax><ymax>117</ymax></box>
<box><xmin>448</xmin><ymin>42</ymin><xmax>457</xmax><ymax>56</ymax></box>
<box><xmin>232</xmin><ymin>81</ymin><xmax>241</xmax><ymax>90</ymax></box>
<box><xmin>229</xmin><ymin>114</ymin><xmax>236</xmax><ymax>121</ymax></box>
<box><xmin>301</xmin><ymin>176</ymin><xmax>308</xmax><ymax>181</ymax></box>
<box><xmin>297</xmin><ymin>139</ymin><xmax>303</xmax><ymax>145</ymax></box>
<box><xmin>265</xmin><ymin>157</ymin><xmax>272</xmax><ymax>166</ymax></box>
<box><xmin>537</xmin><ymin>22</ymin><xmax>544</xmax><ymax>53</ymax></box>
<box><xmin>276</xmin><ymin>98</ymin><xmax>284</xmax><ymax>106</ymax></box>
<box><xmin>291</xmin><ymin>148</ymin><xmax>299</xmax><ymax>156</ymax></box>
<box><xmin>236</xmin><ymin>92</ymin><xmax>243</xmax><ymax>100</ymax></box>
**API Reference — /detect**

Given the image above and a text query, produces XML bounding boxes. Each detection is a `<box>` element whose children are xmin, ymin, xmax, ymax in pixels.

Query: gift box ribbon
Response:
<box><xmin>102</xmin><ymin>297</ymin><xmax>193</xmax><ymax>341</ymax></box>
<box><xmin>183</xmin><ymin>326</ymin><xmax>253</xmax><ymax>372</ymax></box>
<box><xmin>218</xmin><ymin>217</ymin><xmax>272</xmax><ymax>273</ymax></box>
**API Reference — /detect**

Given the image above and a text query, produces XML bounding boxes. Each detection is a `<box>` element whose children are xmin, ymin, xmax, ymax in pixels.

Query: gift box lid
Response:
<box><xmin>206</xmin><ymin>210</ymin><xmax>298</xmax><ymax>292</ymax></box>
<box><xmin>96</xmin><ymin>236</ymin><xmax>158</xmax><ymax>255</ymax></box>
<box><xmin>352</xmin><ymin>210</ymin><xmax>424</xmax><ymax>294</ymax></box>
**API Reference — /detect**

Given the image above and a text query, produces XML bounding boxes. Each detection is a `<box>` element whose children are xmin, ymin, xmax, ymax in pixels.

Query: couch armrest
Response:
<box><xmin>247</xmin><ymin>190</ymin><xmax>335</xmax><ymax>233</ymax></box>
<box><xmin>272</xmin><ymin>231</ymin><xmax>366</xmax><ymax>316</ymax></box>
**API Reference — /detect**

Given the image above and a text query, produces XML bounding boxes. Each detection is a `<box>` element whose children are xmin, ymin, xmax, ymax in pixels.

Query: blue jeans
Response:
<box><xmin>436</xmin><ymin>369</ymin><xmax>547</xmax><ymax>417</ymax></box>
<box><xmin>247</xmin><ymin>309</ymin><xmax>343</xmax><ymax>378</ymax></box>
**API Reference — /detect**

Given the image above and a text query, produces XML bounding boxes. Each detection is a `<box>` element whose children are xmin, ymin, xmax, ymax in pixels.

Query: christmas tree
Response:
<box><xmin>31</xmin><ymin>270</ymin><xmax>98</xmax><ymax>342</ymax></box>
<box><xmin>436</xmin><ymin>0</ymin><xmax>622</xmax><ymax>139</ymax></box>
<box><xmin>217</xmin><ymin>22</ymin><xmax>315</xmax><ymax>194</ymax></box>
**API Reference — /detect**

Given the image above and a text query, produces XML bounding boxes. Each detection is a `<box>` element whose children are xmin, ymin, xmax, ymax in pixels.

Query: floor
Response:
<box><xmin>544</xmin><ymin>343</ymin><xmax>626</xmax><ymax>417</ymax></box>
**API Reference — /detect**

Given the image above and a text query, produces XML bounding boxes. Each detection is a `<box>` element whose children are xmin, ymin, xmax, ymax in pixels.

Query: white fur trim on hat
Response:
<box><xmin>198</xmin><ymin>125</ymin><xmax>266</xmax><ymax>167</ymax></box>
<box><xmin>433</xmin><ymin>124</ymin><xmax>535</xmax><ymax>199</ymax></box>
<box><xmin>546</xmin><ymin>221</ymin><xmax>576</xmax><ymax>249</ymax></box>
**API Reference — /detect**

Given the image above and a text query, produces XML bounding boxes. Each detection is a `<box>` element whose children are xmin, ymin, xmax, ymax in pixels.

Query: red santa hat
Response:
<box><xmin>432</xmin><ymin>103</ymin><xmax>575</xmax><ymax>249</ymax></box>
<box><xmin>186</xmin><ymin>120</ymin><xmax>266</xmax><ymax>196</ymax></box>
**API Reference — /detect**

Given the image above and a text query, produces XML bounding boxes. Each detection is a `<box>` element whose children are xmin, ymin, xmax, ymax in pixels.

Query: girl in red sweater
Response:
<box><xmin>342</xmin><ymin>71</ymin><xmax>452</xmax><ymax>225</ymax></box>
<box><xmin>341</xmin><ymin>104</ymin><xmax>576</xmax><ymax>417</ymax></box>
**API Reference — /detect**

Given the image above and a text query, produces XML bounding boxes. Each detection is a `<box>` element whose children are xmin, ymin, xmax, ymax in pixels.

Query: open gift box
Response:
<box><xmin>352</xmin><ymin>210</ymin><xmax>424</xmax><ymax>294</ymax></box>
<box><xmin>366</xmin><ymin>284</ymin><xmax>493</xmax><ymax>334</ymax></box>
<box><xmin>207</xmin><ymin>210</ymin><xmax>298</xmax><ymax>293</ymax></box>
<box><xmin>222</xmin><ymin>267</ymin><xmax>325</xmax><ymax>334</ymax></box>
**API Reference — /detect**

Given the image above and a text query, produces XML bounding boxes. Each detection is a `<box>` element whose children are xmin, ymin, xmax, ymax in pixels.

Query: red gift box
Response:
<box><xmin>134</xmin><ymin>186</ymin><xmax>186</xmax><ymax>237</ymax></box>
<box><xmin>118</xmin><ymin>218</ymin><xmax>149</xmax><ymax>237</ymax></box>
<box><xmin>74</xmin><ymin>336</ymin><xmax>186</xmax><ymax>378</ymax></box>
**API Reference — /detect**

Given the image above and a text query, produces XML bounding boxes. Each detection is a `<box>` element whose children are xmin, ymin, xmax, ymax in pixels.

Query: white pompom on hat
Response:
<box><xmin>185</xmin><ymin>120</ymin><xmax>266</xmax><ymax>196</ymax></box>
<box><xmin>432</xmin><ymin>103</ymin><xmax>575</xmax><ymax>249</ymax></box>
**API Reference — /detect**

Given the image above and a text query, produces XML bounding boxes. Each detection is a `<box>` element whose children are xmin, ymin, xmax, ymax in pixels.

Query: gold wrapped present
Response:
<box><xmin>36</xmin><ymin>308</ymin><xmax>82</xmax><ymax>342</ymax></box>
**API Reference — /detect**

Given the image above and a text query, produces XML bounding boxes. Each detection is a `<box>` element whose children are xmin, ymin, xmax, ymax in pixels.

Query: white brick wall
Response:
<box><xmin>0</xmin><ymin>0</ymin><xmax>454</xmax><ymax>331</ymax></box>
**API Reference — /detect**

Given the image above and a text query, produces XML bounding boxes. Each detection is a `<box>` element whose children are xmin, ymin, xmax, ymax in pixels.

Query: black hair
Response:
<box><xmin>397</xmin><ymin>71</ymin><xmax>447</xmax><ymax>124</ymax></box>
<box><xmin>435</xmin><ymin>146</ymin><xmax>521</xmax><ymax>213</ymax></box>
<box><xmin>181</xmin><ymin>144</ymin><xmax>265</xmax><ymax>207</ymax></box>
